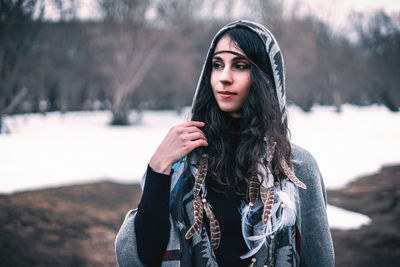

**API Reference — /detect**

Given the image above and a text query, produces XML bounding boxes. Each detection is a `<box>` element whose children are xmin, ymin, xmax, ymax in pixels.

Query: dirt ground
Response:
<box><xmin>327</xmin><ymin>164</ymin><xmax>400</xmax><ymax>267</ymax></box>
<box><xmin>0</xmin><ymin>165</ymin><xmax>399</xmax><ymax>266</ymax></box>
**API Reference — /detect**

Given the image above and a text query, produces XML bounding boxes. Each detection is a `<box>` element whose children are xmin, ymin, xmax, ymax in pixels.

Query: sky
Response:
<box><xmin>39</xmin><ymin>0</ymin><xmax>400</xmax><ymax>41</ymax></box>
<box><xmin>284</xmin><ymin>0</ymin><xmax>400</xmax><ymax>32</ymax></box>
<box><xmin>42</xmin><ymin>0</ymin><xmax>400</xmax><ymax>22</ymax></box>
<box><xmin>285</xmin><ymin>0</ymin><xmax>400</xmax><ymax>15</ymax></box>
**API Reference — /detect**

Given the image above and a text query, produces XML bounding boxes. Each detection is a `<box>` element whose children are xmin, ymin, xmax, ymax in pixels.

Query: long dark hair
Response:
<box><xmin>191</xmin><ymin>27</ymin><xmax>291</xmax><ymax>197</ymax></box>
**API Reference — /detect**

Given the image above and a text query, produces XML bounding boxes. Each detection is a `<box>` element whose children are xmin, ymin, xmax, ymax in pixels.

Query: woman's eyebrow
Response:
<box><xmin>232</xmin><ymin>56</ymin><xmax>249</xmax><ymax>62</ymax></box>
<box><xmin>212</xmin><ymin>55</ymin><xmax>223</xmax><ymax>61</ymax></box>
<box><xmin>212</xmin><ymin>54</ymin><xmax>248</xmax><ymax>62</ymax></box>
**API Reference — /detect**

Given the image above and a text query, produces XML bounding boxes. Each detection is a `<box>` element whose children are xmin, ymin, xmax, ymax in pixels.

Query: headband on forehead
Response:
<box><xmin>212</xmin><ymin>50</ymin><xmax>263</xmax><ymax>72</ymax></box>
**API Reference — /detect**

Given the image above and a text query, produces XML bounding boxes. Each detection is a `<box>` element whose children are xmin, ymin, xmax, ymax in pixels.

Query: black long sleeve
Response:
<box><xmin>135</xmin><ymin>165</ymin><xmax>172</xmax><ymax>266</ymax></box>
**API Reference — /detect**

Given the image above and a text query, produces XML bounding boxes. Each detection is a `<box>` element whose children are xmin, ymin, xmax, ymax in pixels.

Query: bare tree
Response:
<box><xmin>356</xmin><ymin>10</ymin><xmax>400</xmax><ymax>111</ymax></box>
<box><xmin>0</xmin><ymin>0</ymin><xmax>45</xmax><ymax>133</ymax></box>
<box><xmin>95</xmin><ymin>0</ymin><xmax>170</xmax><ymax>125</ymax></box>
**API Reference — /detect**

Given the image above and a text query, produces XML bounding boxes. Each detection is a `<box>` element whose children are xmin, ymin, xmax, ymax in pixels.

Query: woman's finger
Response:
<box><xmin>182</xmin><ymin>121</ymin><xmax>205</xmax><ymax>128</ymax></box>
<box><xmin>188</xmin><ymin>139</ymin><xmax>208</xmax><ymax>150</ymax></box>
<box><xmin>185</xmin><ymin>126</ymin><xmax>206</xmax><ymax>136</ymax></box>
<box><xmin>185</xmin><ymin>132</ymin><xmax>207</xmax><ymax>142</ymax></box>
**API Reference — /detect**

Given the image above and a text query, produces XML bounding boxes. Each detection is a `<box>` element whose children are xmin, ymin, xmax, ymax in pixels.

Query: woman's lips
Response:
<box><xmin>218</xmin><ymin>91</ymin><xmax>236</xmax><ymax>99</ymax></box>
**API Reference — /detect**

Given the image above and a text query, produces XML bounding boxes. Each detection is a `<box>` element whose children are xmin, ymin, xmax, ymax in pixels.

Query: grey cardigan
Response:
<box><xmin>115</xmin><ymin>144</ymin><xmax>335</xmax><ymax>267</ymax></box>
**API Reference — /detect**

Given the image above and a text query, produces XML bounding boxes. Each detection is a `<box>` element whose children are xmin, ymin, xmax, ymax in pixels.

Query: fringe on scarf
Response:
<box><xmin>185</xmin><ymin>153</ymin><xmax>221</xmax><ymax>250</ymax></box>
<box><xmin>240</xmin><ymin>137</ymin><xmax>306</xmax><ymax>259</ymax></box>
<box><xmin>186</xmin><ymin>137</ymin><xmax>306</xmax><ymax>255</ymax></box>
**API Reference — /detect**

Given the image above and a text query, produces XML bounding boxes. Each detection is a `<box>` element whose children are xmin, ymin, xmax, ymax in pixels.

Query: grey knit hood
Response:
<box><xmin>191</xmin><ymin>20</ymin><xmax>287</xmax><ymax>119</ymax></box>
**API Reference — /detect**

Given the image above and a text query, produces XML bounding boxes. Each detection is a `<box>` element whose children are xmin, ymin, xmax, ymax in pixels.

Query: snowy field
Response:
<box><xmin>1</xmin><ymin>104</ymin><xmax>399</xmax><ymax>229</ymax></box>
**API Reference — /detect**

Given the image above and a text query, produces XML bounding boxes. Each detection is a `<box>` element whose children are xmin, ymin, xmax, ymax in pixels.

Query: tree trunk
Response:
<box><xmin>111</xmin><ymin>105</ymin><xmax>130</xmax><ymax>125</ymax></box>
<box><xmin>110</xmin><ymin>37</ymin><xmax>167</xmax><ymax>125</ymax></box>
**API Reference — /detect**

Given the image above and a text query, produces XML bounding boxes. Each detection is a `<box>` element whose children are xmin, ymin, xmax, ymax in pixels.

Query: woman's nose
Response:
<box><xmin>219</xmin><ymin>67</ymin><xmax>233</xmax><ymax>84</ymax></box>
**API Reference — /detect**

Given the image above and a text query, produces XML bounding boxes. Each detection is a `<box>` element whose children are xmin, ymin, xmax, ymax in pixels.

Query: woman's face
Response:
<box><xmin>211</xmin><ymin>35</ymin><xmax>251</xmax><ymax>118</ymax></box>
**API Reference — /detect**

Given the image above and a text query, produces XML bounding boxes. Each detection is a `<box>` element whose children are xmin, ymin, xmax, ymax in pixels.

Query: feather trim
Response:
<box><xmin>240</xmin><ymin>238</ymin><xmax>265</xmax><ymax>259</ymax></box>
<box><xmin>280</xmin><ymin>159</ymin><xmax>307</xmax><ymax>189</ymax></box>
<box><xmin>193</xmin><ymin>154</ymin><xmax>208</xmax><ymax>198</ymax></box>
<box><xmin>186</xmin><ymin>153</ymin><xmax>222</xmax><ymax>249</ymax></box>
<box><xmin>240</xmin><ymin>204</ymin><xmax>253</xmax><ymax>249</ymax></box>
<box><xmin>186</xmin><ymin>153</ymin><xmax>208</xmax><ymax>239</ymax></box>
<box><xmin>277</xmin><ymin>182</ymin><xmax>297</xmax><ymax>227</ymax></box>
<box><xmin>240</xmin><ymin>180</ymin><xmax>299</xmax><ymax>259</ymax></box>
<box><xmin>262</xmin><ymin>186</ymin><xmax>275</xmax><ymax>225</ymax></box>
<box><xmin>203</xmin><ymin>202</ymin><xmax>221</xmax><ymax>249</ymax></box>
<box><xmin>185</xmin><ymin>197</ymin><xmax>204</xmax><ymax>239</ymax></box>
<box><xmin>276</xmin><ymin>190</ymin><xmax>295</xmax><ymax>210</ymax></box>
<box><xmin>248</xmin><ymin>174</ymin><xmax>260</xmax><ymax>206</ymax></box>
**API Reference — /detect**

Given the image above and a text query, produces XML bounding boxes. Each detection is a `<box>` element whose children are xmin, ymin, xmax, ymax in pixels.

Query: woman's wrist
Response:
<box><xmin>149</xmin><ymin>156</ymin><xmax>173</xmax><ymax>175</ymax></box>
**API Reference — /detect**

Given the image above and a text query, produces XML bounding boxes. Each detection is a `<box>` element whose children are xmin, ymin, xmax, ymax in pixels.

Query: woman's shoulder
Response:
<box><xmin>290</xmin><ymin>143</ymin><xmax>317</xmax><ymax>165</ymax></box>
<box><xmin>290</xmin><ymin>143</ymin><xmax>322</xmax><ymax>186</ymax></box>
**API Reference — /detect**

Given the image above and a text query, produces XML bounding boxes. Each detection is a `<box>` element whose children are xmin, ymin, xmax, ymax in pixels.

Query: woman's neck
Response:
<box><xmin>227</xmin><ymin>115</ymin><xmax>244</xmax><ymax>132</ymax></box>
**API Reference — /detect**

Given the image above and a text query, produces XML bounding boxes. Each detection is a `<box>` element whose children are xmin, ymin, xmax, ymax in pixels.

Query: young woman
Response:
<box><xmin>116</xmin><ymin>20</ymin><xmax>334</xmax><ymax>267</ymax></box>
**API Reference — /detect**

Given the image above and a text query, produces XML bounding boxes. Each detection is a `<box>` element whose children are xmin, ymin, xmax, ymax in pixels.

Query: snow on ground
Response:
<box><xmin>0</xmin><ymin>110</ymin><xmax>185</xmax><ymax>193</ymax></box>
<box><xmin>1</xmin><ymin>104</ymin><xmax>399</xmax><ymax>229</ymax></box>
<box><xmin>288</xmin><ymin>105</ymin><xmax>400</xmax><ymax>189</ymax></box>
<box><xmin>327</xmin><ymin>204</ymin><xmax>371</xmax><ymax>230</ymax></box>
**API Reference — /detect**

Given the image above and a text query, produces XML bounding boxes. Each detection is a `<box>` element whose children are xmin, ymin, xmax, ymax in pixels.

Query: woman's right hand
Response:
<box><xmin>149</xmin><ymin>121</ymin><xmax>208</xmax><ymax>174</ymax></box>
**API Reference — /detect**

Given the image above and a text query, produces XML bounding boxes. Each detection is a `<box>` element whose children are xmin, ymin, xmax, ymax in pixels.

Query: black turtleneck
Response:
<box><xmin>227</xmin><ymin>116</ymin><xmax>243</xmax><ymax>150</ymax></box>
<box><xmin>206</xmin><ymin>188</ymin><xmax>251</xmax><ymax>267</ymax></box>
<box><xmin>135</xmin><ymin>117</ymin><xmax>251</xmax><ymax>267</ymax></box>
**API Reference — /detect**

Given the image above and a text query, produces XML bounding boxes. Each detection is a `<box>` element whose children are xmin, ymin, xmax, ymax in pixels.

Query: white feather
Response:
<box><xmin>247</xmin><ymin>235</ymin><xmax>267</xmax><ymax>241</ymax></box>
<box><xmin>276</xmin><ymin>191</ymin><xmax>295</xmax><ymax>210</ymax></box>
<box><xmin>240</xmin><ymin>204</ymin><xmax>252</xmax><ymax>248</ymax></box>
<box><xmin>240</xmin><ymin>180</ymin><xmax>299</xmax><ymax>259</ymax></box>
<box><xmin>240</xmin><ymin>237</ymin><xmax>265</xmax><ymax>259</ymax></box>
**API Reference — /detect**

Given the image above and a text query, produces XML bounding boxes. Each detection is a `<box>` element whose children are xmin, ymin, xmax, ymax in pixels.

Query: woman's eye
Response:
<box><xmin>212</xmin><ymin>62</ymin><xmax>223</xmax><ymax>69</ymax></box>
<box><xmin>236</xmin><ymin>64</ymin><xmax>249</xmax><ymax>70</ymax></box>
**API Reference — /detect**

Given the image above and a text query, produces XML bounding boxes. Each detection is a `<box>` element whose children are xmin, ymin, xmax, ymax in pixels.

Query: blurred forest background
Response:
<box><xmin>1</xmin><ymin>0</ymin><xmax>400</xmax><ymax>130</ymax></box>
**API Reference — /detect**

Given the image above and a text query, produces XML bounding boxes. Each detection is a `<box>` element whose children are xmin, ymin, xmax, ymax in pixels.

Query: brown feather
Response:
<box><xmin>194</xmin><ymin>198</ymin><xmax>204</xmax><ymax>235</ymax></box>
<box><xmin>280</xmin><ymin>159</ymin><xmax>307</xmax><ymax>189</ymax></box>
<box><xmin>185</xmin><ymin>223</ymin><xmax>197</xmax><ymax>239</ymax></box>
<box><xmin>248</xmin><ymin>174</ymin><xmax>260</xmax><ymax>206</ymax></box>
<box><xmin>186</xmin><ymin>154</ymin><xmax>209</xmax><ymax>240</ymax></box>
<box><xmin>262</xmin><ymin>186</ymin><xmax>275</xmax><ymax>225</ymax></box>
<box><xmin>185</xmin><ymin>226</ymin><xmax>198</xmax><ymax>239</ymax></box>
<box><xmin>185</xmin><ymin>198</ymin><xmax>204</xmax><ymax>239</ymax></box>
<box><xmin>203</xmin><ymin>202</ymin><xmax>221</xmax><ymax>250</ymax></box>
<box><xmin>193</xmin><ymin>153</ymin><xmax>208</xmax><ymax>198</ymax></box>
